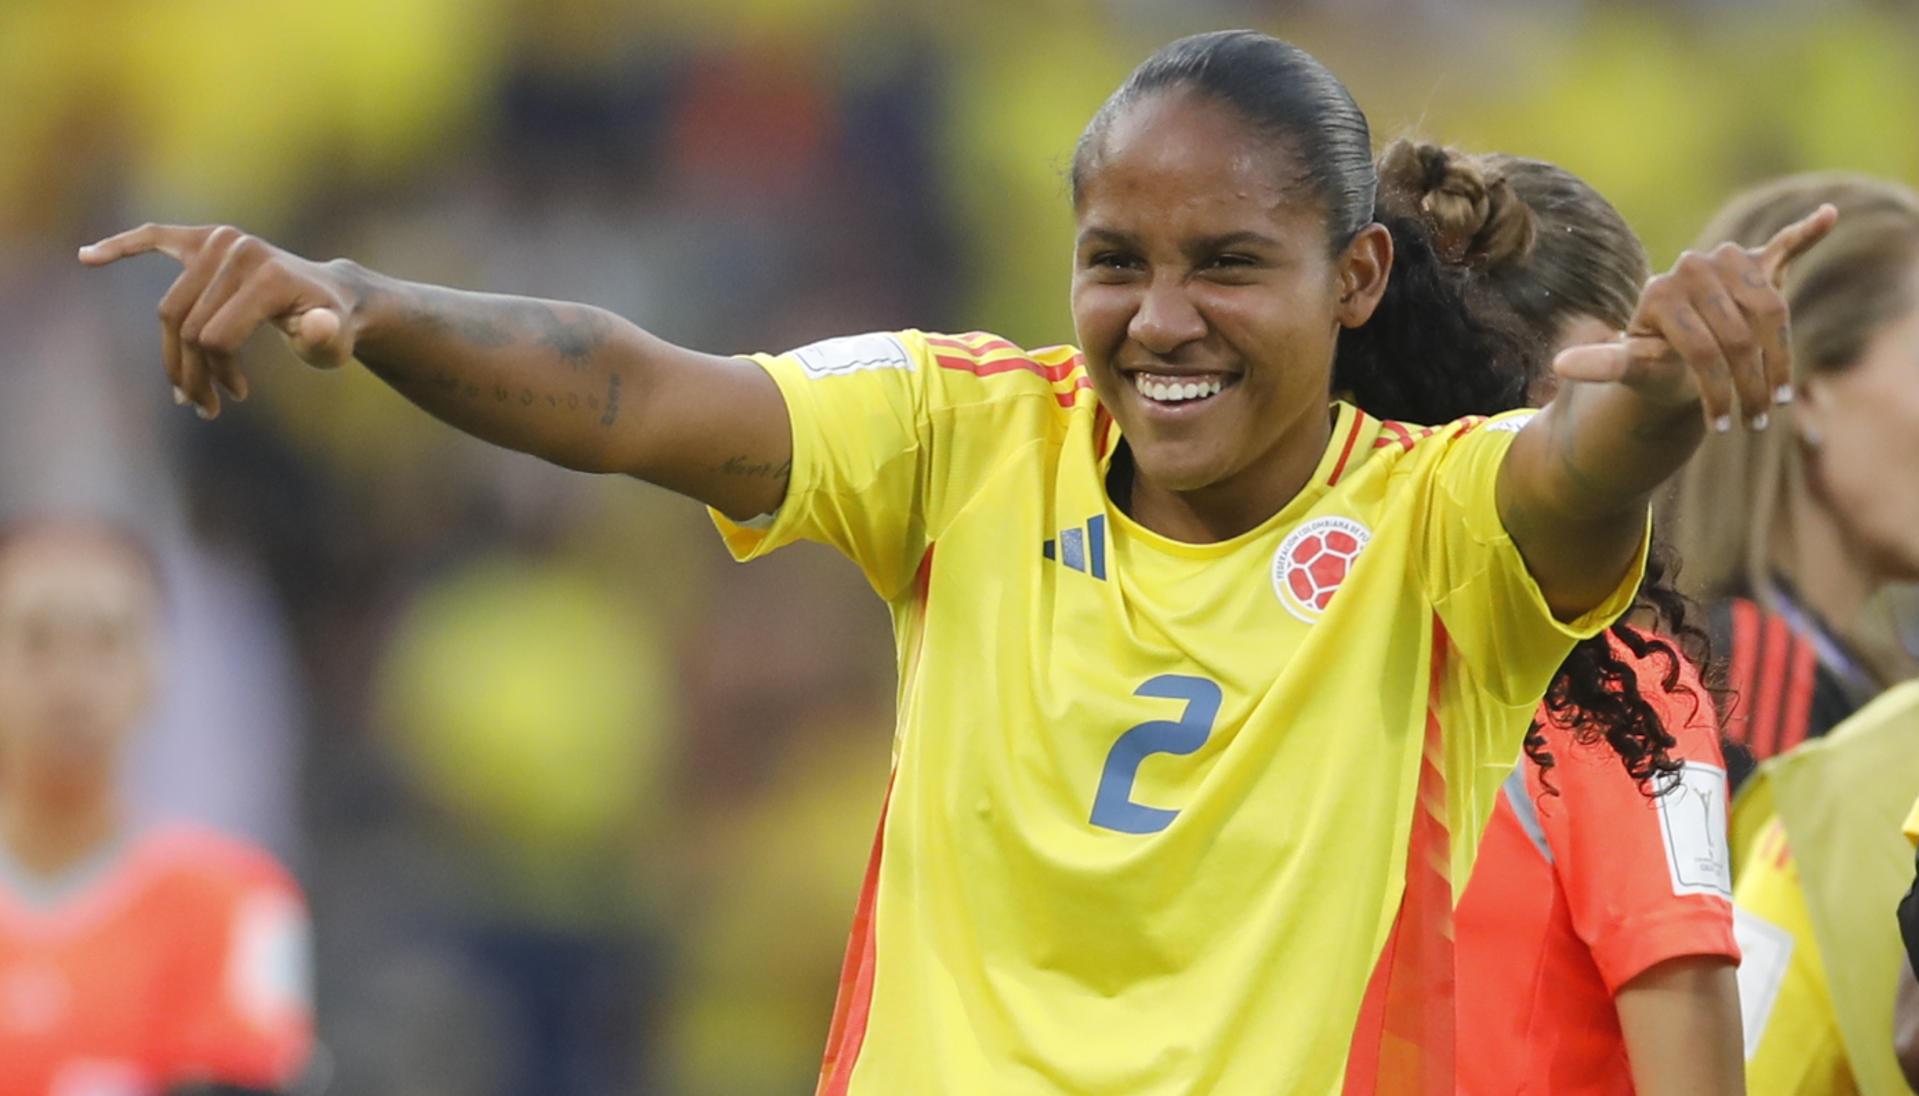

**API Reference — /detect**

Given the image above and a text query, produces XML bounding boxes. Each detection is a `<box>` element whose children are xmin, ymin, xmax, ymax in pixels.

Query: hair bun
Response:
<box><xmin>1378</xmin><ymin>138</ymin><xmax>1537</xmax><ymax>269</ymax></box>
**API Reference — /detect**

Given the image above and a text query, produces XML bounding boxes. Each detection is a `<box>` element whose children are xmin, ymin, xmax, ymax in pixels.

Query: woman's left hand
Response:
<box><xmin>1553</xmin><ymin>203</ymin><xmax>1838</xmax><ymax>434</ymax></box>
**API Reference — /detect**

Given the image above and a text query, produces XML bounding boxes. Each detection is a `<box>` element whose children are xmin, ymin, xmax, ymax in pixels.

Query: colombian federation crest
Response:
<box><xmin>1272</xmin><ymin>516</ymin><xmax>1371</xmax><ymax>622</ymax></box>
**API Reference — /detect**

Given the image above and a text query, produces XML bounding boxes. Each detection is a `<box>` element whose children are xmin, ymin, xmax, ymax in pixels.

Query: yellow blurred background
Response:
<box><xmin>2</xmin><ymin>2</ymin><xmax>1914</xmax><ymax>1092</ymax></box>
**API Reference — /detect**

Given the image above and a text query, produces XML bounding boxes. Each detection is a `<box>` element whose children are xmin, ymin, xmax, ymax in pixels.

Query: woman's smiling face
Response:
<box><xmin>1071</xmin><ymin>89</ymin><xmax>1387</xmax><ymax>502</ymax></box>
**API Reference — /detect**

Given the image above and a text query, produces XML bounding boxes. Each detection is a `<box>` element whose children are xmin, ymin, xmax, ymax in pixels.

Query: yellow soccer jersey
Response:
<box><xmin>1730</xmin><ymin>679</ymin><xmax>1919</xmax><ymax>1096</ymax></box>
<box><xmin>712</xmin><ymin>330</ymin><xmax>1643</xmax><ymax>1096</ymax></box>
<box><xmin>1736</xmin><ymin>820</ymin><xmax>1853</xmax><ymax>1096</ymax></box>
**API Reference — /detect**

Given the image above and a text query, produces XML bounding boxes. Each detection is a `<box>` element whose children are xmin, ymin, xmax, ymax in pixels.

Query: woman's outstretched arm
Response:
<box><xmin>80</xmin><ymin>224</ymin><xmax>793</xmax><ymax>521</ymax></box>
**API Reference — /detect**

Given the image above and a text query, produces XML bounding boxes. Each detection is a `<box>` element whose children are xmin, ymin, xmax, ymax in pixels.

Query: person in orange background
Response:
<box><xmin>0</xmin><ymin>518</ymin><xmax>313</xmax><ymax>1096</ymax></box>
<box><xmin>1333</xmin><ymin>141</ymin><xmax>1743</xmax><ymax>1095</ymax></box>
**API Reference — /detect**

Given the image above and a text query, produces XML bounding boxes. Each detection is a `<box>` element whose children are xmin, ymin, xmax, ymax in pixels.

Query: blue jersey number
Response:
<box><xmin>1089</xmin><ymin>674</ymin><xmax>1222</xmax><ymax>834</ymax></box>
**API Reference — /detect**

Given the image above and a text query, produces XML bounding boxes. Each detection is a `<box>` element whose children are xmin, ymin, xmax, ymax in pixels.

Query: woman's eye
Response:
<box><xmin>1209</xmin><ymin>253</ymin><xmax>1257</xmax><ymax>269</ymax></box>
<box><xmin>1089</xmin><ymin>252</ymin><xmax>1139</xmax><ymax>271</ymax></box>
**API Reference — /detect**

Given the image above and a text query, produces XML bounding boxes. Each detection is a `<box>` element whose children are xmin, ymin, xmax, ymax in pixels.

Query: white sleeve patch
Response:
<box><xmin>1481</xmin><ymin>410</ymin><xmax>1538</xmax><ymax>434</ymax></box>
<box><xmin>1654</xmin><ymin>760</ymin><xmax>1733</xmax><ymax>898</ymax></box>
<box><xmin>50</xmin><ymin>1061</ymin><xmax>146</xmax><ymax>1096</ymax></box>
<box><xmin>1733</xmin><ymin>906</ymin><xmax>1796</xmax><ymax>1061</ymax></box>
<box><xmin>226</xmin><ymin>890</ymin><xmax>313</xmax><ymax>1026</ymax></box>
<box><xmin>791</xmin><ymin>332</ymin><xmax>913</xmax><ymax>379</ymax></box>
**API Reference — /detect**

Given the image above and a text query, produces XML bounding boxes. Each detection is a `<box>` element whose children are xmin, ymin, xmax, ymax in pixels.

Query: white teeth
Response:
<box><xmin>1133</xmin><ymin>373</ymin><xmax>1227</xmax><ymax>403</ymax></box>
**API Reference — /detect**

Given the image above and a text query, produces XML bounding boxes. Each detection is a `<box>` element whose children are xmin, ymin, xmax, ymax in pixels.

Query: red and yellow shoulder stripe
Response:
<box><xmin>922</xmin><ymin>331</ymin><xmax>1092</xmax><ymax>409</ymax></box>
<box><xmin>1372</xmin><ymin>416</ymin><xmax>1488</xmax><ymax>452</ymax></box>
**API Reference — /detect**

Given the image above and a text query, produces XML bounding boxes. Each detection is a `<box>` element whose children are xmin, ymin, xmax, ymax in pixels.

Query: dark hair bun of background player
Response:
<box><xmin>1377</xmin><ymin>139</ymin><xmax>1537</xmax><ymax>270</ymax></box>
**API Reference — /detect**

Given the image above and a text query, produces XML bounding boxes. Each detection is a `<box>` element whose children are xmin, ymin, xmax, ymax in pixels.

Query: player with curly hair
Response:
<box><xmin>1336</xmin><ymin>141</ymin><xmax>1742</xmax><ymax>1095</ymax></box>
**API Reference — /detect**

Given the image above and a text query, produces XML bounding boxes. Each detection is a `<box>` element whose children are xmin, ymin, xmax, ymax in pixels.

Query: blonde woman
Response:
<box><xmin>1669</xmin><ymin>174</ymin><xmax>1919</xmax><ymax>1095</ymax></box>
<box><xmin>1657</xmin><ymin>177</ymin><xmax>1919</xmax><ymax>793</ymax></box>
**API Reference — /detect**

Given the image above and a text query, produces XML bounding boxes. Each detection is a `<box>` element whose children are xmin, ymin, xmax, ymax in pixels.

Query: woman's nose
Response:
<box><xmin>1127</xmin><ymin>278</ymin><xmax>1206</xmax><ymax>354</ymax></box>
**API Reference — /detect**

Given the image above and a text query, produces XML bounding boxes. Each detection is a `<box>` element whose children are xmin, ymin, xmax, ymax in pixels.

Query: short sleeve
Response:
<box><xmin>710</xmin><ymin>331</ymin><xmax>934</xmax><ymax>599</ymax></box>
<box><xmin>709</xmin><ymin>330</ymin><xmax>1086</xmax><ymax>601</ymax></box>
<box><xmin>1415</xmin><ymin>412</ymin><xmax>1648</xmax><ymax>706</ymax></box>
<box><xmin>1534</xmin><ymin>640</ymin><xmax>1740</xmax><ymax>993</ymax></box>
<box><xmin>167</xmin><ymin>872</ymin><xmax>315</xmax><ymax>1088</ymax></box>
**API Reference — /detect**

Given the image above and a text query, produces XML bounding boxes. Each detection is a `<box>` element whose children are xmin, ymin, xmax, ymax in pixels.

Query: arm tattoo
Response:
<box><xmin>404</xmin><ymin>287</ymin><xmax>609</xmax><ymax>367</ymax></box>
<box><xmin>1551</xmin><ymin>388</ymin><xmax>1700</xmax><ymax>511</ymax></box>
<box><xmin>416</xmin><ymin>305</ymin><xmax>513</xmax><ymax>349</ymax></box>
<box><xmin>716</xmin><ymin>455</ymin><xmax>792</xmax><ymax>480</ymax></box>
<box><xmin>350</xmin><ymin>270</ymin><xmax>639</xmax><ymax>450</ymax></box>
<box><xmin>537</xmin><ymin>307</ymin><xmax>611</xmax><ymax>368</ymax></box>
<box><xmin>1552</xmin><ymin>418</ymin><xmax>1615</xmax><ymax>504</ymax></box>
<box><xmin>600</xmin><ymin>373</ymin><xmax>623</xmax><ymax>427</ymax></box>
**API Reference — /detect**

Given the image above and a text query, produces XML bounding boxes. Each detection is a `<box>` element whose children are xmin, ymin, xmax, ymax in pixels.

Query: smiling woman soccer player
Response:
<box><xmin>83</xmin><ymin>30</ymin><xmax>1828</xmax><ymax>1096</ymax></box>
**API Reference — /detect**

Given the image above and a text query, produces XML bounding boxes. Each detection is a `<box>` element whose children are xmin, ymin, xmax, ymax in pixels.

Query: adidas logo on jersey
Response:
<box><xmin>1042</xmin><ymin>515</ymin><xmax>1107</xmax><ymax>580</ymax></box>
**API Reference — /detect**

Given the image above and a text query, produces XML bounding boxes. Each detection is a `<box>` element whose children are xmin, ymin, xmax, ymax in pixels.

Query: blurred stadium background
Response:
<box><xmin>3</xmin><ymin>1</ymin><xmax>1916</xmax><ymax>1093</ymax></box>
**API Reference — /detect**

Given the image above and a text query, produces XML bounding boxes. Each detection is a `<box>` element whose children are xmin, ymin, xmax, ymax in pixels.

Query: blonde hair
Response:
<box><xmin>1656</xmin><ymin>174</ymin><xmax>1919</xmax><ymax>679</ymax></box>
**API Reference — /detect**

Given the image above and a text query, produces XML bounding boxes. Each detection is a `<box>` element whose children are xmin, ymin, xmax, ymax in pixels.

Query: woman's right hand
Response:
<box><xmin>81</xmin><ymin>221</ymin><xmax>797</xmax><ymax>520</ymax></box>
<box><xmin>80</xmin><ymin>223</ymin><xmax>359</xmax><ymax>419</ymax></box>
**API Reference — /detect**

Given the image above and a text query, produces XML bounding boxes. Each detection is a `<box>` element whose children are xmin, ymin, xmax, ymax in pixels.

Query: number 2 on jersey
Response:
<box><xmin>1090</xmin><ymin>674</ymin><xmax>1222</xmax><ymax>834</ymax></box>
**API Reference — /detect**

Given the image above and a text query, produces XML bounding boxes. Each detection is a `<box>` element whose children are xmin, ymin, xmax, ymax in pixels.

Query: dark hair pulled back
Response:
<box><xmin>1071</xmin><ymin>30</ymin><xmax>1377</xmax><ymax>251</ymax></box>
<box><xmin>1338</xmin><ymin>141</ymin><xmax>1698</xmax><ymax>795</ymax></box>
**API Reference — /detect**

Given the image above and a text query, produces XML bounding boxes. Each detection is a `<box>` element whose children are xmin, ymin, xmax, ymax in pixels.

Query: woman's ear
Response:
<box><xmin>1336</xmin><ymin>222</ymin><xmax>1393</xmax><ymax>329</ymax></box>
<box><xmin>1794</xmin><ymin>373</ymin><xmax>1829</xmax><ymax>449</ymax></box>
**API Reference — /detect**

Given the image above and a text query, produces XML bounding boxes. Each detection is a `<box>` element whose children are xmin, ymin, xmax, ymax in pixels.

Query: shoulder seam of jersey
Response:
<box><xmin>919</xmin><ymin>332</ymin><xmax>1092</xmax><ymax>409</ymax></box>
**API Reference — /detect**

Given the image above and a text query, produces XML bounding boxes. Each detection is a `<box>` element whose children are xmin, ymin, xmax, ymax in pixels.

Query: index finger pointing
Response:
<box><xmin>77</xmin><ymin>224</ymin><xmax>201</xmax><ymax>267</ymax></box>
<box><xmin>1757</xmin><ymin>203</ymin><xmax>1839</xmax><ymax>287</ymax></box>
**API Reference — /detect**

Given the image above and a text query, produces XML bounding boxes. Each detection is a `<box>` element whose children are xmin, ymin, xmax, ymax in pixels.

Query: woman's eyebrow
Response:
<box><xmin>1077</xmin><ymin>227</ymin><xmax>1284</xmax><ymax>254</ymax></box>
<box><xmin>1188</xmin><ymin>230</ymin><xmax>1283</xmax><ymax>253</ymax></box>
<box><xmin>1076</xmin><ymin>226</ymin><xmax>1141</xmax><ymax>249</ymax></box>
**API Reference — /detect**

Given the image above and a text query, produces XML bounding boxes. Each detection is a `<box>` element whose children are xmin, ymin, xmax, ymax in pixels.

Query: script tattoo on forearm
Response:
<box><xmin>716</xmin><ymin>455</ymin><xmax>792</xmax><ymax>481</ymax></box>
<box><xmin>417</xmin><ymin>368</ymin><xmax>609</xmax><ymax>419</ymax></box>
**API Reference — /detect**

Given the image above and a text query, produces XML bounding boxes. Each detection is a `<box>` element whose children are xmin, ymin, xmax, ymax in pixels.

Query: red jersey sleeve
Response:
<box><xmin>160</xmin><ymin>843</ymin><xmax>315</xmax><ymax>1089</ymax></box>
<box><xmin>1531</xmin><ymin>636</ymin><xmax>1741</xmax><ymax>994</ymax></box>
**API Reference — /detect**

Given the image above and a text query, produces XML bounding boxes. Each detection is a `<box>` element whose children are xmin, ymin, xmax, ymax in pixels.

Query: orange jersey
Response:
<box><xmin>1456</xmin><ymin>635</ymin><xmax>1737</xmax><ymax>1094</ymax></box>
<box><xmin>0</xmin><ymin>824</ymin><xmax>312</xmax><ymax>1096</ymax></box>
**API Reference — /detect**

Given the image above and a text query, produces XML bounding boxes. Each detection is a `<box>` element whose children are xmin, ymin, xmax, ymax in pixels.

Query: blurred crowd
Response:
<box><xmin>2</xmin><ymin>1</ymin><xmax>1918</xmax><ymax>1094</ymax></box>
